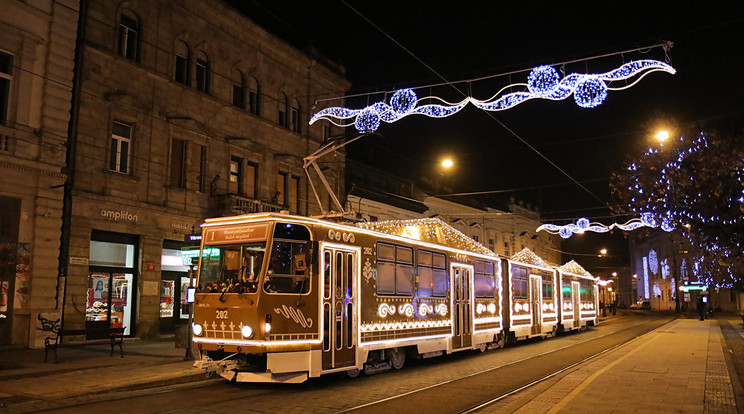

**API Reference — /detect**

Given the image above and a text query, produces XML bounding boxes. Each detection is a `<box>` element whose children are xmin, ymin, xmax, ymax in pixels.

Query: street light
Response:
<box><xmin>598</xmin><ymin>248</ymin><xmax>608</xmax><ymax>257</ymax></box>
<box><xmin>655</xmin><ymin>130</ymin><xmax>669</xmax><ymax>143</ymax></box>
<box><xmin>441</xmin><ymin>158</ymin><xmax>454</xmax><ymax>169</ymax></box>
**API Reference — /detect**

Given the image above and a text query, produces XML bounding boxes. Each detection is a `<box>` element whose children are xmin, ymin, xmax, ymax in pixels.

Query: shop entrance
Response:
<box><xmin>160</xmin><ymin>241</ymin><xmax>193</xmax><ymax>335</ymax></box>
<box><xmin>88</xmin><ymin>231</ymin><xmax>138</xmax><ymax>337</ymax></box>
<box><xmin>0</xmin><ymin>197</ymin><xmax>21</xmax><ymax>346</ymax></box>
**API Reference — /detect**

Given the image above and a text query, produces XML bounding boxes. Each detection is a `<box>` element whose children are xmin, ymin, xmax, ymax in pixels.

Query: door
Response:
<box><xmin>322</xmin><ymin>246</ymin><xmax>357</xmax><ymax>371</ymax></box>
<box><xmin>572</xmin><ymin>281</ymin><xmax>580</xmax><ymax>328</ymax></box>
<box><xmin>451</xmin><ymin>264</ymin><xmax>473</xmax><ymax>349</ymax></box>
<box><xmin>530</xmin><ymin>275</ymin><xmax>542</xmax><ymax>336</ymax></box>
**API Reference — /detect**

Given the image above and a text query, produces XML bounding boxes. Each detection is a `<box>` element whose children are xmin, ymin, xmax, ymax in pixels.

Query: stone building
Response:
<box><xmin>0</xmin><ymin>0</ymin><xmax>78</xmax><ymax>346</ymax></box>
<box><xmin>59</xmin><ymin>0</ymin><xmax>349</xmax><ymax>341</ymax></box>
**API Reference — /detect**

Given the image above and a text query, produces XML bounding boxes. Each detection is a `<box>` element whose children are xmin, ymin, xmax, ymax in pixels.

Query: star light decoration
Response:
<box><xmin>536</xmin><ymin>213</ymin><xmax>671</xmax><ymax>239</ymax></box>
<box><xmin>310</xmin><ymin>60</ymin><xmax>676</xmax><ymax>133</ymax></box>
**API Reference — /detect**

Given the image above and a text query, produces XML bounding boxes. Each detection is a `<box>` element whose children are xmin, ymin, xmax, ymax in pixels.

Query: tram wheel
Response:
<box><xmin>389</xmin><ymin>347</ymin><xmax>406</xmax><ymax>370</ymax></box>
<box><xmin>346</xmin><ymin>368</ymin><xmax>361</xmax><ymax>378</ymax></box>
<box><xmin>495</xmin><ymin>334</ymin><xmax>506</xmax><ymax>349</ymax></box>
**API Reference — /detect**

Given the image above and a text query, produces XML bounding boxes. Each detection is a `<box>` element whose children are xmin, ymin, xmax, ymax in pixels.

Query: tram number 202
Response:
<box><xmin>216</xmin><ymin>310</ymin><xmax>228</xmax><ymax>319</ymax></box>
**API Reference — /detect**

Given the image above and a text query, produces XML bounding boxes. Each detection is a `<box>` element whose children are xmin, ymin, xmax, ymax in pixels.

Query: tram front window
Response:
<box><xmin>264</xmin><ymin>223</ymin><xmax>311</xmax><ymax>294</ymax></box>
<box><xmin>198</xmin><ymin>242</ymin><xmax>266</xmax><ymax>294</ymax></box>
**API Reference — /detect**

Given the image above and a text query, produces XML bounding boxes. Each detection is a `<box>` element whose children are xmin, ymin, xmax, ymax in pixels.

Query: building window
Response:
<box><xmin>418</xmin><ymin>250</ymin><xmax>447</xmax><ymax>297</ymax></box>
<box><xmin>245</xmin><ymin>162</ymin><xmax>257</xmax><ymax>198</ymax></box>
<box><xmin>0</xmin><ymin>51</ymin><xmax>12</xmax><ymax>125</ymax></box>
<box><xmin>248</xmin><ymin>77</ymin><xmax>260</xmax><ymax>115</ymax></box>
<box><xmin>195</xmin><ymin>51</ymin><xmax>209</xmax><ymax>93</ymax></box>
<box><xmin>169</xmin><ymin>138</ymin><xmax>187</xmax><ymax>188</ymax></box>
<box><xmin>174</xmin><ymin>41</ymin><xmax>189</xmax><ymax>85</ymax></box>
<box><xmin>290</xmin><ymin>99</ymin><xmax>300</xmax><ymax>133</ymax></box>
<box><xmin>277</xmin><ymin>92</ymin><xmax>288</xmax><ymax>127</ymax></box>
<box><xmin>232</xmin><ymin>68</ymin><xmax>244</xmax><ymax>108</ymax></box>
<box><xmin>194</xmin><ymin>144</ymin><xmax>206</xmax><ymax>193</ymax></box>
<box><xmin>289</xmin><ymin>175</ymin><xmax>299</xmax><ymax>213</ymax></box>
<box><xmin>110</xmin><ymin>121</ymin><xmax>132</xmax><ymax>174</ymax></box>
<box><xmin>0</xmin><ymin>196</ymin><xmax>20</xmax><ymax>242</ymax></box>
<box><xmin>276</xmin><ymin>172</ymin><xmax>287</xmax><ymax>206</ymax></box>
<box><xmin>322</xmin><ymin>123</ymin><xmax>331</xmax><ymax>140</ymax></box>
<box><xmin>228</xmin><ymin>156</ymin><xmax>242</xmax><ymax>194</ymax></box>
<box><xmin>473</xmin><ymin>235</ymin><xmax>479</xmax><ymax>243</ymax></box>
<box><xmin>118</xmin><ymin>12</ymin><xmax>139</xmax><ymax>61</ymax></box>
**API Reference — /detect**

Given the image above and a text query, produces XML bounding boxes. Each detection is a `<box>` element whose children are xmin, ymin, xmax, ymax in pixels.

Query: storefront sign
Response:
<box><xmin>100</xmin><ymin>209</ymin><xmax>138</xmax><ymax>222</ymax></box>
<box><xmin>202</xmin><ymin>224</ymin><xmax>269</xmax><ymax>245</ymax></box>
<box><xmin>69</xmin><ymin>256</ymin><xmax>89</xmax><ymax>265</ymax></box>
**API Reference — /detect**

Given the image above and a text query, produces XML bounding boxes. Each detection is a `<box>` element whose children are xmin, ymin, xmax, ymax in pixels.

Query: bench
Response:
<box><xmin>39</xmin><ymin>314</ymin><xmax>125</xmax><ymax>363</ymax></box>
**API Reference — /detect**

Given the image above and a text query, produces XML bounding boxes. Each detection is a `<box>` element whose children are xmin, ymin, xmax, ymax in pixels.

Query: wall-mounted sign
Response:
<box><xmin>100</xmin><ymin>209</ymin><xmax>138</xmax><ymax>222</ymax></box>
<box><xmin>69</xmin><ymin>256</ymin><xmax>89</xmax><ymax>265</ymax></box>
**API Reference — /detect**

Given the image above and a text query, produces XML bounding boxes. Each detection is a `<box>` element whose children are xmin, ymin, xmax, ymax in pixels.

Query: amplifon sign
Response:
<box><xmin>100</xmin><ymin>209</ymin><xmax>138</xmax><ymax>222</ymax></box>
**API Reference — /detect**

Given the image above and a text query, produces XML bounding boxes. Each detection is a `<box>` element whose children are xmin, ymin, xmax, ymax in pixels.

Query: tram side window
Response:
<box><xmin>418</xmin><ymin>250</ymin><xmax>447</xmax><ymax>297</ymax></box>
<box><xmin>264</xmin><ymin>223</ymin><xmax>311</xmax><ymax>294</ymax></box>
<box><xmin>511</xmin><ymin>266</ymin><xmax>528</xmax><ymax>299</ymax></box>
<box><xmin>376</xmin><ymin>243</ymin><xmax>413</xmax><ymax>296</ymax></box>
<box><xmin>542</xmin><ymin>278</ymin><xmax>554</xmax><ymax>299</ymax></box>
<box><xmin>474</xmin><ymin>260</ymin><xmax>496</xmax><ymax>298</ymax></box>
<box><xmin>580</xmin><ymin>279</ymin><xmax>593</xmax><ymax>301</ymax></box>
<box><xmin>198</xmin><ymin>242</ymin><xmax>266</xmax><ymax>293</ymax></box>
<box><xmin>562</xmin><ymin>281</ymin><xmax>572</xmax><ymax>301</ymax></box>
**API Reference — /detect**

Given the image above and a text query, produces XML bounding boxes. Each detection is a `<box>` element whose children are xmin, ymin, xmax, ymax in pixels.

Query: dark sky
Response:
<box><xmin>227</xmin><ymin>1</ymin><xmax>744</xmax><ymax>269</ymax></box>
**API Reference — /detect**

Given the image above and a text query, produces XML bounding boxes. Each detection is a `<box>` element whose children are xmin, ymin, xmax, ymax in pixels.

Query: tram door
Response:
<box><xmin>451</xmin><ymin>264</ymin><xmax>473</xmax><ymax>349</ymax></box>
<box><xmin>322</xmin><ymin>247</ymin><xmax>357</xmax><ymax>371</ymax></box>
<box><xmin>530</xmin><ymin>275</ymin><xmax>542</xmax><ymax>336</ymax></box>
<box><xmin>571</xmin><ymin>281</ymin><xmax>581</xmax><ymax>328</ymax></box>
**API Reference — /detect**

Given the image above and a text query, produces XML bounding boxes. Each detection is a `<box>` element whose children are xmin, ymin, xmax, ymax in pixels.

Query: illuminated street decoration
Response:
<box><xmin>537</xmin><ymin>212</ymin><xmax>673</xmax><ymax>239</ymax></box>
<box><xmin>311</xmin><ymin>60</ymin><xmax>675</xmax><ymax>133</ymax></box>
<box><xmin>511</xmin><ymin>248</ymin><xmax>550</xmax><ymax>267</ymax></box>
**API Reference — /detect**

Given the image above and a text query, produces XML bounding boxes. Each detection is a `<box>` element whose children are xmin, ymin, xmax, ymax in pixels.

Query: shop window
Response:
<box><xmin>376</xmin><ymin>243</ymin><xmax>413</xmax><ymax>296</ymax></box>
<box><xmin>174</xmin><ymin>40</ymin><xmax>189</xmax><ymax>85</ymax></box>
<box><xmin>90</xmin><ymin>240</ymin><xmax>135</xmax><ymax>267</ymax></box>
<box><xmin>118</xmin><ymin>11</ymin><xmax>139</xmax><ymax>61</ymax></box>
<box><xmin>418</xmin><ymin>250</ymin><xmax>447</xmax><ymax>297</ymax></box>
<box><xmin>0</xmin><ymin>51</ymin><xmax>12</xmax><ymax>125</ymax></box>
<box><xmin>232</xmin><ymin>68</ymin><xmax>245</xmax><ymax>108</ymax></box>
<box><xmin>109</xmin><ymin>121</ymin><xmax>132</xmax><ymax>174</ymax></box>
<box><xmin>195</xmin><ymin>51</ymin><xmax>209</xmax><ymax>93</ymax></box>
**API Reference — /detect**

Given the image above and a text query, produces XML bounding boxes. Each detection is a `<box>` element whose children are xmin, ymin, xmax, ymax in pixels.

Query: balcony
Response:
<box><xmin>210</xmin><ymin>194</ymin><xmax>284</xmax><ymax>217</ymax></box>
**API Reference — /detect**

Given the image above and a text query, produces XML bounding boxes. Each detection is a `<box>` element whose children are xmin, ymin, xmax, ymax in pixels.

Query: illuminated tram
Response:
<box><xmin>191</xmin><ymin>213</ymin><xmax>598</xmax><ymax>383</ymax></box>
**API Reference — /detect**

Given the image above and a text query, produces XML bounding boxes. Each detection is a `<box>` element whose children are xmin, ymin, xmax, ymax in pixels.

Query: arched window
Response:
<box><xmin>231</xmin><ymin>68</ymin><xmax>245</xmax><ymax>108</ymax></box>
<box><xmin>248</xmin><ymin>77</ymin><xmax>260</xmax><ymax>115</ymax></box>
<box><xmin>290</xmin><ymin>99</ymin><xmax>301</xmax><ymax>133</ymax></box>
<box><xmin>277</xmin><ymin>92</ymin><xmax>288</xmax><ymax>127</ymax></box>
<box><xmin>118</xmin><ymin>10</ymin><xmax>139</xmax><ymax>61</ymax></box>
<box><xmin>195</xmin><ymin>51</ymin><xmax>209</xmax><ymax>93</ymax></box>
<box><xmin>174</xmin><ymin>40</ymin><xmax>189</xmax><ymax>85</ymax></box>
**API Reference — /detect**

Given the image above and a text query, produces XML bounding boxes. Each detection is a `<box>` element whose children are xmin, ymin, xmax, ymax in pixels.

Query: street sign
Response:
<box><xmin>680</xmin><ymin>285</ymin><xmax>708</xmax><ymax>293</ymax></box>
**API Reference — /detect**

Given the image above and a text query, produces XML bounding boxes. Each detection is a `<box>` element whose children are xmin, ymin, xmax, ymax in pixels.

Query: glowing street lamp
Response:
<box><xmin>441</xmin><ymin>158</ymin><xmax>454</xmax><ymax>169</ymax></box>
<box><xmin>655</xmin><ymin>130</ymin><xmax>669</xmax><ymax>143</ymax></box>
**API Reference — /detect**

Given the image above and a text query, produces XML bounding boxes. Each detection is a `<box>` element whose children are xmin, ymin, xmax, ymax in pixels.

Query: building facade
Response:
<box><xmin>0</xmin><ymin>0</ymin><xmax>78</xmax><ymax>346</ymax></box>
<box><xmin>57</xmin><ymin>0</ymin><xmax>349</xmax><ymax>343</ymax></box>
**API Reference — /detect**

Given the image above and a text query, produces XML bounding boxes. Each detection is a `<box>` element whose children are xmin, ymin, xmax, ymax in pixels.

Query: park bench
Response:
<box><xmin>39</xmin><ymin>314</ymin><xmax>125</xmax><ymax>363</ymax></box>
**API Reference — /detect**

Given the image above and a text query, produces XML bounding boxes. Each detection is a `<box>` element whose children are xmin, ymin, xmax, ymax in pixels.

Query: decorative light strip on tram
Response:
<box><xmin>310</xmin><ymin>60</ymin><xmax>675</xmax><ymax>133</ymax></box>
<box><xmin>360</xmin><ymin>319</ymin><xmax>452</xmax><ymax>332</ymax></box>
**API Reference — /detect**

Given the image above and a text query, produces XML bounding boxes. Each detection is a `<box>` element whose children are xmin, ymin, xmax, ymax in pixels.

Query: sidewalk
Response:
<box><xmin>482</xmin><ymin>314</ymin><xmax>742</xmax><ymax>413</ymax></box>
<box><xmin>0</xmin><ymin>338</ymin><xmax>208</xmax><ymax>412</ymax></box>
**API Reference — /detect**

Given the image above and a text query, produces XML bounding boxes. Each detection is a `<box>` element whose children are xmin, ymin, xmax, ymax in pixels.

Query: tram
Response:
<box><xmin>191</xmin><ymin>213</ymin><xmax>598</xmax><ymax>383</ymax></box>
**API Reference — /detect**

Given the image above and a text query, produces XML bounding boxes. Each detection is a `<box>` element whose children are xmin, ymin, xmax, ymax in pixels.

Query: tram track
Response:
<box><xmin>26</xmin><ymin>314</ymin><xmax>672</xmax><ymax>414</ymax></box>
<box><xmin>340</xmin><ymin>315</ymin><xmax>673</xmax><ymax>414</ymax></box>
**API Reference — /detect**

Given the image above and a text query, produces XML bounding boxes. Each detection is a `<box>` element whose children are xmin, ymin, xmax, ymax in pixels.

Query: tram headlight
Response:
<box><xmin>241</xmin><ymin>325</ymin><xmax>253</xmax><ymax>338</ymax></box>
<box><xmin>192</xmin><ymin>323</ymin><xmax>203</xmax><ymax>336</ymax></box>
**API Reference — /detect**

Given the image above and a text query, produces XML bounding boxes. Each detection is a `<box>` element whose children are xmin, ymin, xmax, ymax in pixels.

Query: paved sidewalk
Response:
<box><xmin>481</xmin><ymin>316</ymin><xmax>741</xmax><ymax>413</ymax></box>
<box><xmin>0</xmin><ymin>338</ymin><xmax>208</xmax><ymax>412</ymax></box>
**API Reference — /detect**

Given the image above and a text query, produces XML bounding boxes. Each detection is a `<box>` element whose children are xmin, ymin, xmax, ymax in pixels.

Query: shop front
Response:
<box><xmin>86</xmin><ymin>230</ymin><xmax>138</xmax><ymax>337</ymax></box>
<box><xmin>159</xmin><ymin>240</ymin><xmax>194</xmax><ymax>334</ymax></box>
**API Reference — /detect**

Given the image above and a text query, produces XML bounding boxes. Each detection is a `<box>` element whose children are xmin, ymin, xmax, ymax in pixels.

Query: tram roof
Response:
<box><xmin>355</xmin><ymin>217</ymin><xmax>496</xmax><ymax>257</ymax></box>
<box><xmin>557</xmin><ymin>260</ymin><xmax>594</xmax><ymax>278</ymax></box>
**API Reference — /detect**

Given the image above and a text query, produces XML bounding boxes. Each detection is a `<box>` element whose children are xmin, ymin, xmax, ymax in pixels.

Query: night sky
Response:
<box><xmin>227</xmin><ymin>1</ymin><xmax>744</xmax><ymax>270</ymax></box>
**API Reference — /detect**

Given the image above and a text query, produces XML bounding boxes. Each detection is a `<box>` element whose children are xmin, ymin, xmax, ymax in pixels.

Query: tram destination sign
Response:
<box><xmin>203</xmin><ymin>223</ymin><xmax>269</xmax><ymax>245</ymax></box>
